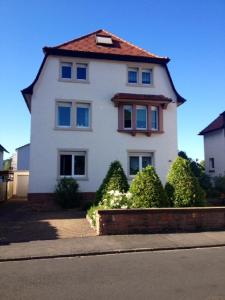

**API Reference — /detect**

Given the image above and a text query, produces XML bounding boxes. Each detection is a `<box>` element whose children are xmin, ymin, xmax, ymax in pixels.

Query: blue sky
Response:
<box><xmin>0</xmin><ymin>0</ymin><xmax>224</xmax><ymax>160</ymax></box>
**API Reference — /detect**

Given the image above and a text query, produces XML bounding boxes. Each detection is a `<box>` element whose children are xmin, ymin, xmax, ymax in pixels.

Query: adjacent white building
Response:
<box><xmin>15</xmin><ymin>144</ymin><xmax>30</xmax><ymax>171</ymax></box>
<box><xmin>0</xmin><ymin>145</ymin><xmax>8</xmax><ymax>171</ymax></box>
<box><xmin>199</xmin><ymin>111</ymin><xmax>225</xmax><ymax>177</ymax></box>
<box><xmin>21</xmin><ymin>29</ymin><xmax>186</xmax><ymax>204</ymax></box>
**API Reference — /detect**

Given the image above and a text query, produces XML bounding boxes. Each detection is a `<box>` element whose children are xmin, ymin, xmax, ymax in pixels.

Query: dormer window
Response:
<box><xmin>96</xmin><ymin>35</ymin><xmax>113</xmax><ymax>45</ymax></box>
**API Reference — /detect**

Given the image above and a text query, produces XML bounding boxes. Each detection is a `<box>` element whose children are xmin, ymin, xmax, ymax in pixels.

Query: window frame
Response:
<box><xmin>56</xmin><ymin>101</ymin><xmax>72</xmax><ymax>128</ymax></box>
<box><xmin>127</xmin><ymin>151</ymin><xmax>153</xmax><ymax>178</ymax></box>
<box><xmin>209</xmin><ymin>157</ymin><xmax>215</xmax><ymax>172</ymax></box>
<box><xmin>136</xmin><ymin>105</ymin><xmax>147</xmax><ymax>130</ymax></box>
<box><xmin>123</xmin><ymin>105</ymin><xmax>133</xmax><ymax>129</ymax></box>
<box><xmin>127</xmin><ymin>65</ymin><xmax>153</xmax><ymax>86</ymax></box>
<box><xmin>151</xmin><ymin>106</ymin><xmax>159</xmax><ymax>131</ymax></box>
<box><xmin>60</xmin><ymin>62</ymin><xmax>73</xmax><ymax>80</ymax></box>
<box><xmin>58</xmin><ymin>150</ymin><xmax>88</xmax><ymax>180</ymax></box>
<box><xmin>55</xmin><ymin>99</ymin><xmax>92</xmax><ymax>131</ymax></box>
<box><xmin>141</xmin><ymin>69</ymin><xmax>152</xmax><ymax>85</ymax></box>
<box><xmin>75</xmin><ymin>103</ymin><xmax>91</xmax><ymax>129</ymax></box>
<box><xmin>59</xmin><ymin>60</ymin><xmax>89</xmax><ymax>83</ymax></box>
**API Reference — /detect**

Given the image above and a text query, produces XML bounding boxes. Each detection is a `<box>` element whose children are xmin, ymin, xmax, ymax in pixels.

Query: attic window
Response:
<box><xmin>96</xmin><ymin>35</ymin><xmax>113</xmax><ymax>45</ymax></box>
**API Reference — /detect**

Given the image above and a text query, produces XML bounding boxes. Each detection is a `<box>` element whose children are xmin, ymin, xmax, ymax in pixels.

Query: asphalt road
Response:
<box><xmin>1</xmin><ymin>247</ymin><xmax>225</xmax><ymax>300</ymax></box>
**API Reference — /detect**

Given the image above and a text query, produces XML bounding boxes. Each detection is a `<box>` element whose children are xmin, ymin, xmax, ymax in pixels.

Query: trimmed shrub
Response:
<box><xmin>95</xmin><ymin>161</ymin><xmax>129</xmax><ymax>203</ymax></box>
<box><xmin>129</xmin><ymin>165</ymin><xmax>168</xmax><ymax>208</ymax></box>
<box><xmin>165</xmin><ymin>157</ymin><xmax>206</xmax><ymax>207</ymax></box>
<box><xmin>55</xmin><ymin>177</ymin><xmax>79</xmax><ymax>209</ymax></box>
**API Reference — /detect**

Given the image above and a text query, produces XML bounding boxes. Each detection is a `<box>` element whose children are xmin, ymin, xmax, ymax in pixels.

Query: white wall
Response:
<box><xmin>29</xmin><ymin>56</ymin><xmax>178</xmax><ymax>193</ymax></box>
<box><xmin>204</xmin><ymin>129</ymin><xmax>225</xmax><ymax>176</ymax></box>
<box><xmin>17</xmin><ymin>144</ymin><xmax>30</xmax><ymax>171</ymax></box>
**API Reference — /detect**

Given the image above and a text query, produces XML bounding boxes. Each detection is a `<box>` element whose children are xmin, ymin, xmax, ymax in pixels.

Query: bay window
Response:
<box><xmin>124</xmin><ymin>105</ymin><xmax>132</xmax><ymax>129</ymax></box>
<box><xmin>151</xmin><ymin>106</ymin><xmax>159</xmax><ymax>130</ymax></box>
<box><xmin>136</xmin><ymin>105</ymin><xmax>147</xmax><ymax>129</ymax></box>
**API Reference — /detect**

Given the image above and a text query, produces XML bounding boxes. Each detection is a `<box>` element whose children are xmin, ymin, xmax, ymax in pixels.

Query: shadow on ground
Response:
<box><xmin>0</xmin><ymin>198</ymin><xmax>95</xmax><ymax>245</ymax></box>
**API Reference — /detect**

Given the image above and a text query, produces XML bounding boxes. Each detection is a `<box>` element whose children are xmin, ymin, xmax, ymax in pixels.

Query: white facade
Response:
<box><xmin>204</xmin><ymin>129</ymin><xmax>225</xmax><ymax>177</ymax></box>
<box><xmin>28</xmin><ymin>55</ymin><xmax>179</xmax><ymax>194</ymax></box>
<box><xmin>16</xmin><ymin>144</ymin><xmax>30</xmax><ymax>171</ymax></box>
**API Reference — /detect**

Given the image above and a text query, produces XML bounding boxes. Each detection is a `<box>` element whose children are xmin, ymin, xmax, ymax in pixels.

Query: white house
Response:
<box><xmin>21</xmin><ymin>29</ymin><xmax>186</xmax><ymax>205</ymax></box>
<box><xmin>15</xmin><ymin>143</ymin><xmax>30</xmax><ymax>171</ymax></box>
<box><xmin>199</xmin><ymin>111</ymin><xmax>225</xmax><ymax>177</ymax></box>
<box><xmin>0</xmin><ymin>145</ymin><xmax>8</xmax><ymax>171</ymax></box>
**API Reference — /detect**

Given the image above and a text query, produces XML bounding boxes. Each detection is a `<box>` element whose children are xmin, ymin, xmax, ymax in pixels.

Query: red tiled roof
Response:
<box><xmin>199</xmin><ymin>112</ymin><xmax>225</xmax><ymax>135</ymax></box>
<box><xmin>44</xmin><ymin>29</ymin><xmax>168</xmax><ymax>61</ymax></box>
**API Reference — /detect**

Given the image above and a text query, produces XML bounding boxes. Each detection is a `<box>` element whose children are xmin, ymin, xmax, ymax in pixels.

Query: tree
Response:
<box><xmin>95</xmin><ymin>161</ymin><xmax>129</xmax><ymax>203</ymax></box>
<box><xmin>165</xmin><ymin>156</ymin><xmax>206</xmax><ymax>207</ymax></box>
<box><xmin>129</xmin><ymin>165</ymin><xmax>168</xmax><ymax>208</ymax></box>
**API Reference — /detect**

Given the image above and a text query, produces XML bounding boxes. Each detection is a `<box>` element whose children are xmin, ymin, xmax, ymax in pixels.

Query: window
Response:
<box><xmin>56</xmin><ymin>101</ymin><xmax>91</xmax><ymax>130</ymax></box>
<box><xmin>124</xmin><ymin>105</ymin><xmax>132</xmax><ymax>129</ymax></box>
<box><xmin>151</xmin><ymin>106</ymin><xmax>159</xmax><ymax>130</ymax></box>
<box><xmin>209</xmin><ymin>157</ymin><xmax>215</xmax><ymax>170</ymax></box>
<box><xmin>142</xmin><ymin>69</ymin><xmax>152</xmax><ymax>84</ymax></box>
<box><xmin>128</xmin><ymin>67</ymin><xmax>153</xmax><ymax>85</ymax></box>
<box><xmin>61</xmin><ymin>62</ymin><xmax>72</xmax><ymax>79</ymax></box>
<box><xmin>59</xmin><ymin>152</ymin><xmax>86</xmax><ymax>177</ymax></box>
<box><xmin>128</xmin><ymin>68</ymin><xmax>138</xmax><ymax>84</ymax></box>
<box><xmin>76</xmin><ymin>63</ymin><xmax>87</xmax><ymax>80</ymax></box>
<box><xmin>96</xmin><ymin>35</ymin><xmax>113</xmax><ymax>45</ymax></box>
<box><xmin>136</xmin><ymin>106</ymin><xmax>147</xmax><ymax>129</ymax></box>
<box><xmin>129</xmin><ymin>153</ymin><xmax>152</xmax><ymax>176</ymax></box>
<box><xmin>76</xmin><ymin>103</ymin><xmax>90</xmax><ymax>128</ymax></box>
<box><xmin>57</xmin><ymin>102</ymin><xmax>71</xmax><ymax>127</ymax></box>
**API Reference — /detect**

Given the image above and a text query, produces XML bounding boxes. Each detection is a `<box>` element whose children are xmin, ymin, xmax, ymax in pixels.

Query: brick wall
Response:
<box><xmin>28</xmin><ymin>192</ymin><xmax>96</xmax><ymax>211</ymax></box>
<box><xmin>96</xmin><ymin>207</ymin><xmax>225</xmax><ymax>235</ymax></box>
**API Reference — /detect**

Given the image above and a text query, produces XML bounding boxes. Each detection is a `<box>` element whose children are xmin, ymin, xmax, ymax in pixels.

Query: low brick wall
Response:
<box><xmin>96</xmin><ymin>207</ymin><xmax>225</xmax><ymax>235</ymax></box>
<box><xmin>28</xmin><ymin>192</ymin><xmax>96</xmax><ymax>211</ymax></box>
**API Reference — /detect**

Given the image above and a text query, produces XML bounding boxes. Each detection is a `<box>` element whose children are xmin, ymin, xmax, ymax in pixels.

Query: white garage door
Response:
<box><xmin>16</xmin><ymin>174</ymin><xmax>29</xmax><ymax>197</ymax></box>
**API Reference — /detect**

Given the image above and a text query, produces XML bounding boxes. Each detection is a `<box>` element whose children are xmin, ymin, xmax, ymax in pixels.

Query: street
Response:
<box><xmin>0</xmin><ymin>247</ymin><xmax>225</xmax><ymax>300</ymax></box>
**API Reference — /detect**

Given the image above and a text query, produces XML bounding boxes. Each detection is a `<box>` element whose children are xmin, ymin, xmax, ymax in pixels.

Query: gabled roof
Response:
<box><xmin>0</xmin><ymin>145</ymin><xmax>9</xmax><ymax>153</ymax></box>
<box><xmin>199</xmin><ymin>111</ymin><xmax>225</xmax><ymax>135</ymax></box>
<box><xmin>21</xmin><ymin>29</ymin><xmax>186</xmax><ymax>111</ymax></box>
<box><xmin>43</xmin><ymin>29</ymin><xmax>169</xmax><ymax>62</ymax></box>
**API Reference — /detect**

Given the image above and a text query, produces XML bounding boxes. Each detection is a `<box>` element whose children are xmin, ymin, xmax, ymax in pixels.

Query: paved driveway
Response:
<box><xmin>0</xmin><ymin>198</ymin><xmax>95</xmax><ymax>245</ymax></box>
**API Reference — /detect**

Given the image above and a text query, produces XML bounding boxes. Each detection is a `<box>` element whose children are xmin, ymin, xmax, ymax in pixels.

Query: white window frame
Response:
<box><xmin>128</xmin><ymin>152</ymin><xmax>153</xmax><ymax>177</ymax></box>
<box><xmin>209</xmin><ymin>157</ymin><xmax>215</xmax><ymax>171</ymax></box>
<box><xmin>60</xmin><ymin>62</ymin><xmax>73</xmax><ymax>80</ymax></box>
<box><xmin>127</xmin><ymin>66</ymin><xmax>153</xmax><ymax>86</ymax></box>
<box><xmin>123</xmin><ymin>105</ymin><xmax>133</xmax><ymax>129</ymax></box>
<box><xmin>59</xmin><ymin>150</ymin><xmax>88</xmax><ymax>179</ymax></box>
<box><xmin>136</xmin><ymin>105</ymin><xmax>147</xmax><ymax>130</ymax></box>
<box><xmin>75</xmin><ymin>103</ymin><xmax>90</xmax><ymax>129</ymax></box>
<box><xmin>141</xmin><ymin>69</ymin><xmax>152</xmax><ymax>85</ymax></box>
<box><xmin>56</xmin><ymin>102</ymin><xmax>72</xmax><ymax>128</ymax></box>
<box><xmin>151</xmin><ymin>106</ymin><xmax>159</xmax><ymax>131</ymax></box>
<box><xmin>128</xmin><ymin>67</ymin><xmax>139</xmax><ymax>84</ymax></box>
<box><xmin>76</xmin><ymin>63</ymin><xmax>88</xmax><ymax>81</ymax></box>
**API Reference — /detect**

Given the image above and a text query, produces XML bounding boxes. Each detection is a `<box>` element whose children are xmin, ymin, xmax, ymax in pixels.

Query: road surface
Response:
<box><xmin>1</xmin><ymin>247</ymin><xmax>225</xmax><ymax>299</ymax></box>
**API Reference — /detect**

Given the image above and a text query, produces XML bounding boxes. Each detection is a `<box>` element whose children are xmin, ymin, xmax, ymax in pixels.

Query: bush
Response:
<box><xmin>87</xmin><ymin>190</ymin><xmax>133</xmax><ymax>226</ymax></box>
<box><xmin>55</xmin><ymin>177</ymin><xmax>79</xmax><ymax>209</ymax></box>
<box><xmin>213</xmin><ymin>176</ymin><xmax>225</xmax><ymax>197</ymax></box>
<box><xmin>129</xmin><ymin>165</ymin><xmax>168</xmax><ymax>208</ymax></box>
<box><xmin>165</xmin><ymin>157</ymin><xmax>206</xmax><ymax>207</ymax></box>
<box><xmin>95</xmin><ymin>161</ymin><xmax>129</xmax><ymax>204</ymax></box>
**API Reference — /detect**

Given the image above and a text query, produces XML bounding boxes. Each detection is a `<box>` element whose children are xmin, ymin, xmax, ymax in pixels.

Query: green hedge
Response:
<box><xmin>165</xmin><ymin>157</ymin><xmax>206</xmax><ymax>207</ymax></box>
<box><xmin>95</xmin><ymin>160</ymin><xmax>129</xmax><ymax>203</ymax></box>
<box><xmin>129</xmin><ymin>165</ymin><xmax>168</xmax><ymax>208</ymax></box>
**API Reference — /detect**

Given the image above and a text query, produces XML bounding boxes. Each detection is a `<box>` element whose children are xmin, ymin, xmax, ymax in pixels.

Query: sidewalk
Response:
<box><xmin>1</xmin><ymin>231</ymin><xmax>225</xmax><ymax>262</ymax></box>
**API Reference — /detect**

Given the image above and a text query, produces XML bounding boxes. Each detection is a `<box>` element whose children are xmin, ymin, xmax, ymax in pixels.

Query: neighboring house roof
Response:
<box><xmin>15</xmin><ymin>143</ymin><xmax>30</xmax><ymax>151</ymax></box>
<box><xmin>199</xmin><ymin>111</ymin><xmax>225</xmax><ymax>135</ymax></box>
<box><xmin>21</xmin><ymin>29</ymin><xmax>186</xmax><ymax>110</ymax></box>
<box><xmin>0</xmin><ymin>145</ymin><xmax>9</xmax><ymax>153</ymax></box>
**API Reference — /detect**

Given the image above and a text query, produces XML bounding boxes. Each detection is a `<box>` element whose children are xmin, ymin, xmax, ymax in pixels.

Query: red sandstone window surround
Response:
<box><xmin>111</xmin><ymin>93</ymin><xmax>172</xmax><ymax>136</ymax></box>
